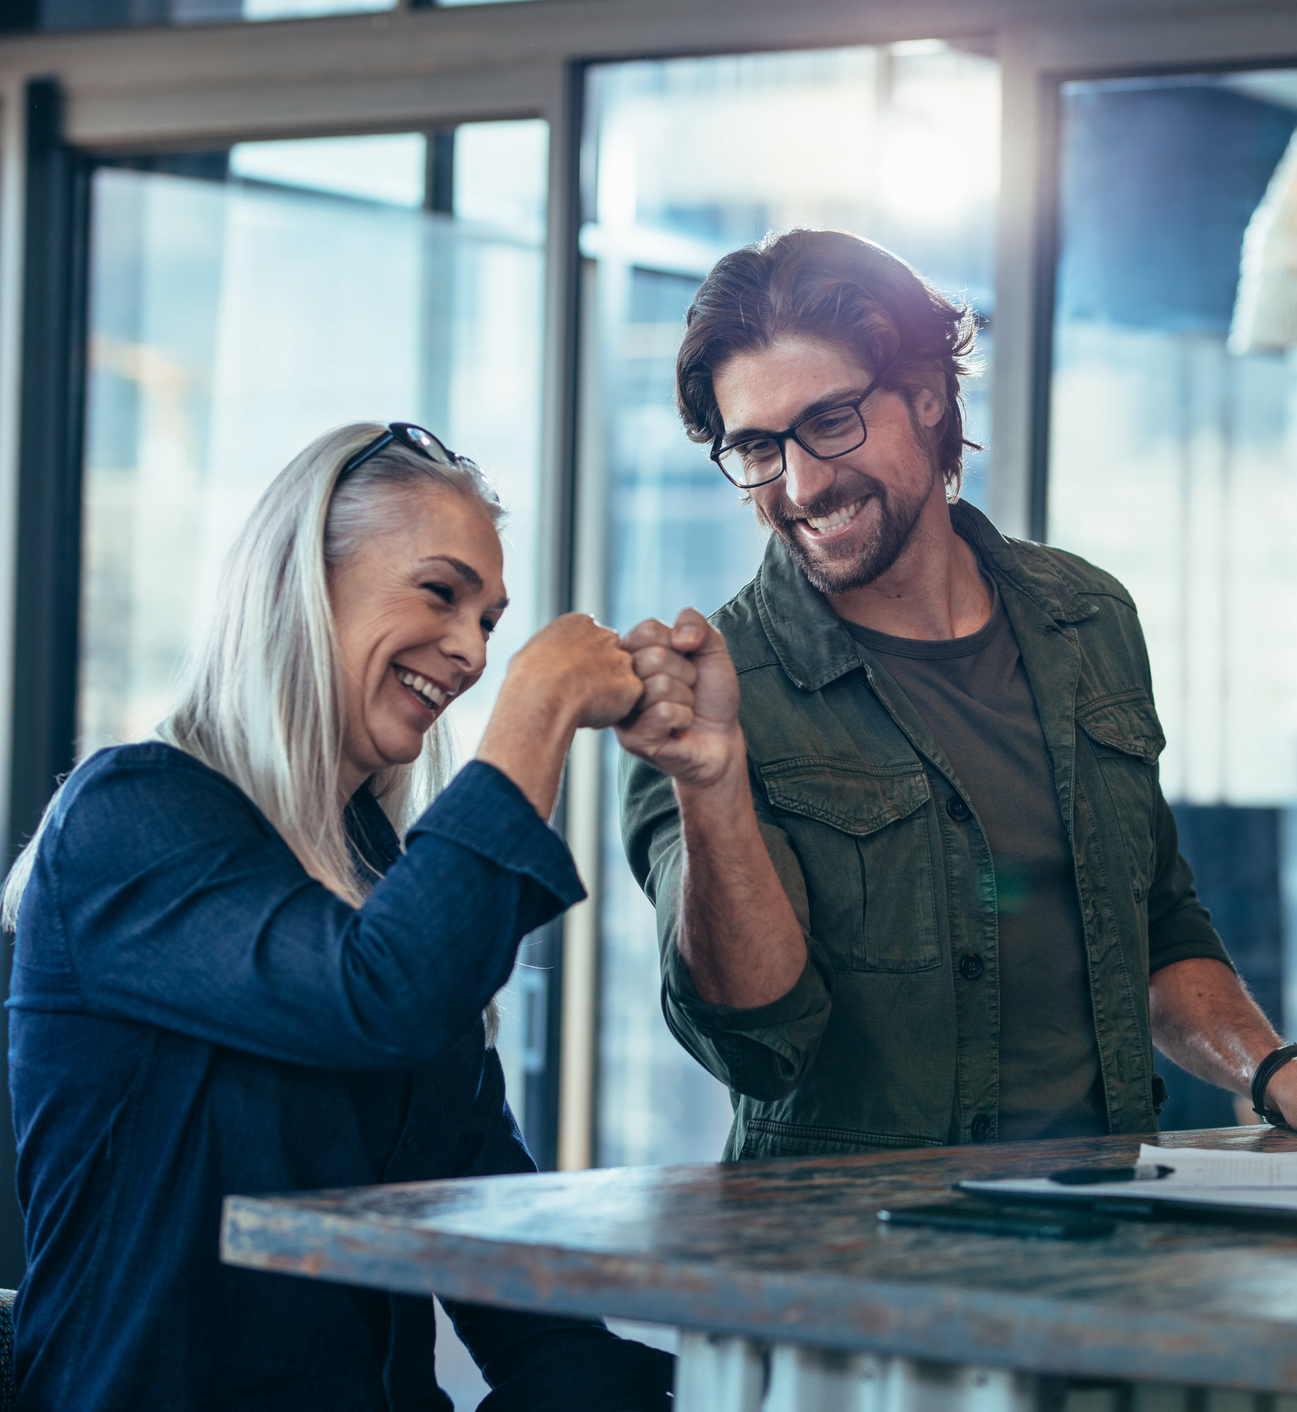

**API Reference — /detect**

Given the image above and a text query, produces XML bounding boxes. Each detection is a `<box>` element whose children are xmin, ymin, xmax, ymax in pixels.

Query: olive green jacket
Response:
<box><xmin>619</xmin><ymin>502</ymin><xmax>1229</xmax><ymax>1160</ymax></box>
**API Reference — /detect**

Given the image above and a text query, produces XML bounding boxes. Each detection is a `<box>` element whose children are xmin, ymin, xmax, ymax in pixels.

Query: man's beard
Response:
<box><xmin>761</xmin><ymin>467</ymin><xmax>933</xmax><ymax>595</ymax></box>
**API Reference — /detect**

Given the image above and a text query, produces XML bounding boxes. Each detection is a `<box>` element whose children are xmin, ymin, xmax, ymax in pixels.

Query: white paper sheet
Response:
<box><xmin>959</xmin><ymin>1144</ymin><xmax>1297</xmax><ymax>1214</ymax></box>
<box><xmin>957</xmin><ymin>1175</ymin><xmax>1297</xmax><ymax>1212</ymax></box>
<box><xmin>1137</xmin><ymin>1143</ymin><xmax>1297</xmax><ymax>1188</ymax></box>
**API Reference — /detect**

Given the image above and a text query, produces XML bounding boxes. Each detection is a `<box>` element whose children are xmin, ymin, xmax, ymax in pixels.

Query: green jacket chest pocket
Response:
<box><xmin>761</xmin><ymin>758</ymin><xmax>941</xmax><ymax>974</ymax></box>
<box><xmin>1077</xmin><ymin>693</ymin><xmax>1164</xmax><ymax>904</ymax></box>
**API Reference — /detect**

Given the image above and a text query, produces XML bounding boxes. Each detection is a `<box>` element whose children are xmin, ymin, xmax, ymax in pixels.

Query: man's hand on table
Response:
<box><xmin>1262</xmin><ymin>1059</ymin><xmax>1297</xmax><ymax>1129</ymax></box>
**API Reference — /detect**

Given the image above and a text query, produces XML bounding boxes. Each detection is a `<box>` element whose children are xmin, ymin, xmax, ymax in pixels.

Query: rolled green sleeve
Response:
<box><xmin>663</xmin><ymin>945</ymin><xmax>832</xmax><ymax>1100</ymax></box>
<box><xmin>619</xmin><ymin>748</ymin><xmax>833</xmax><ymax>1101</ymax></box>
<box><xmin>1147</xmin><ymin>786</ymin><xmax>1233</xmax><ymax>975</ymax></box>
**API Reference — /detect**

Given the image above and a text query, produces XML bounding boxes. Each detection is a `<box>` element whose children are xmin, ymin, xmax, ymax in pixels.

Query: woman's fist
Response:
<box><xmin>507</xmin><ymin>613</ymin><xmax>643</xmax><ymax>731</ymax></box>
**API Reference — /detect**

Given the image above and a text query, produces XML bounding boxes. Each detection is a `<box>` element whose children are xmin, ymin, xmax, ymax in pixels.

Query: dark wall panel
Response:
<box><xmin>1156</xmin><ymin>804</ymin><xmax>1284</xmax><ymax>1132</ymax></box>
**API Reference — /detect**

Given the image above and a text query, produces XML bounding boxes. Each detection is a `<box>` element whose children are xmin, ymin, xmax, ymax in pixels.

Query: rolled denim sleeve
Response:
<box><xmin>1146</xmin><ymin>785</ymin><xmax>1234</xmax><ymax>974</ymax></box>
<box><xmin>35</xmin><ymin>747</ymin><xmax>585</xmax><ymax>1070</ymax></box>
<box><xmin>620</xmin><ymin>749</ymin><xmax>833</xmax><ymax>1102</ymax></box>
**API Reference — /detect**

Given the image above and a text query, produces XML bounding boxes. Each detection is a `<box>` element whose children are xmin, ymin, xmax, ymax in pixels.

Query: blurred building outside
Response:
<box><xmin>1049</xmin><ymin>71</ymin><xmax>1297</xmax><ymax>1128</ymax></box>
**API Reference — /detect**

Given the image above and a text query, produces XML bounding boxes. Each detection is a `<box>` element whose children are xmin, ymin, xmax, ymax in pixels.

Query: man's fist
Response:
<box><xmin>615</xmin><ymin>608</ymin><xmax>744</xmax><ymax>788</ymax></box>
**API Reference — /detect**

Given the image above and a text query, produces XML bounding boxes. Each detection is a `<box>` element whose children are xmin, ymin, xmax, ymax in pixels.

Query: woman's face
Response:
<box><xmin>330</xmin><ymin>485</ymin><xmax>507</xmax><ymax>799</ymax></box>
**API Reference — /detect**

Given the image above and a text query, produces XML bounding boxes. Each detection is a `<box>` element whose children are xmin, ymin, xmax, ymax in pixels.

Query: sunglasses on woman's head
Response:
<box><xmin>341</xmin><ymin>423</ymin><xmax>468</xmax><ymax>477</ymax></box>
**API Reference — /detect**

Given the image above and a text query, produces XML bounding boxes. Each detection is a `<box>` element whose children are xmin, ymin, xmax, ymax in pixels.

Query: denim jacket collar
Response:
<box><xmin>345</xmin><ymin>784</ymin><xmax>402</xmax><ymax>876</ymax></box>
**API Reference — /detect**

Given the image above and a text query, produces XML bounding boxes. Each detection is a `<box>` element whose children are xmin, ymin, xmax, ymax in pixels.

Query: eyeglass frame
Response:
<box><xmin>341</xmin><ymin>422</ymin><xmax>469</xmax><ymax>478</ymax></box>
<box><xmin>709</xmin><ymin>355</ymin><xmax>899</xmax><ymax>490</ymax></box>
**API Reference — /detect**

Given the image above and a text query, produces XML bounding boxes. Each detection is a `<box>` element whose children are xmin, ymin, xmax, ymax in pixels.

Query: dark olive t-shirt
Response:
<box><xmin>844</xmin><ymin>587</ymin><xmax>1108</xmax><ymax>1142</ymax></box>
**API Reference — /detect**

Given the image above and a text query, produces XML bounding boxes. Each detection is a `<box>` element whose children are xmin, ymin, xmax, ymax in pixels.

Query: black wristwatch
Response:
<box><xmin>1251</xmin><ymin>1043</ymin><xmax>1297</xmax><ymax>1126</ymax></box>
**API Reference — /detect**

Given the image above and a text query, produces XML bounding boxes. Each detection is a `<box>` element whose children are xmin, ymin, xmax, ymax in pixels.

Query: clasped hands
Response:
<box><xmin>612</xmin><ymin>609</ymin><xmax>743</xmax><ymax>788</ymax></box>
<box><xmin>505</xmin><ymin>607</ymin><xmax>741</xmax><ymax>785</ymax></box>
<box><xmin>481</xmin><ymin>609</ymin><xmax>741</xmax><ymax>824</ymax></box>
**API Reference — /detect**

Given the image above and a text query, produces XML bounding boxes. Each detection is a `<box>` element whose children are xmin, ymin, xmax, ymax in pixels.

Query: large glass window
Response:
<box><xmin>81</xmin><ymin>123</ymin><xmax>548</xmax><ymax>1408</ymax></box>
<box><xmin>583</xmin><ymin>44</ymin><xmax>1001</xmax><ymax>1168</ymax></box>
<box><xmin>80</xmin><ymin>120</ymin><xmax>549</xmax><ymax>1124</ymax></box>
<box><xmin>1047</xmin><ymin>71</ymin><xmax>1297</xmax><ymax>1126</ymax></box>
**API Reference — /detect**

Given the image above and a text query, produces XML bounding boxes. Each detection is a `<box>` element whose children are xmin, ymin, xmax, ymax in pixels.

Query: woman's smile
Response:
<box><xmin>392</xmin><ymin>663</ymin><xmax>454</xmax><ymax>715</ymax></box>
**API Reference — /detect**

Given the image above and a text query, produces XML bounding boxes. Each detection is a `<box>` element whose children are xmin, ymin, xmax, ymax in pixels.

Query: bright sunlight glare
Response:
<box><xmin>875</xmin><ymin>116</ymin><xmax>998</xmax><ymax>220</ymax></box>
<box><xmin>873</xmin><ymin>43</ymin><xmax>1001</xmax><ymax>224</ymax></box>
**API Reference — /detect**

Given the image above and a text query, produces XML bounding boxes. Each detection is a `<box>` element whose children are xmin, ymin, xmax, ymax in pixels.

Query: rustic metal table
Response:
<box><xmin>220</xmin><ymin>1126</ymin><xmax>1297</xmax><ymax>1412</ymax></box>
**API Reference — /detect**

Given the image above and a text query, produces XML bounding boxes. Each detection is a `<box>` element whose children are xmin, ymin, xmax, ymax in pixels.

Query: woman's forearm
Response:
<box><xmin>475</xmin><ymin>612</ymin><xmax>642</xmax><ymax>821</ymax></box>
<box><xmin>48</xmin><ymin>755</ymin><xmax>581</xmax><ymax>1071</ymax></box>
<box><xmin>676</xmin><ymin>746</ymin><xmax>807</xmax><ymax>1009</ymax></box>
<box><xmin>475</xmin><ymin>673</ymin><xmax>582</xmax><ymax>822</ymax></box>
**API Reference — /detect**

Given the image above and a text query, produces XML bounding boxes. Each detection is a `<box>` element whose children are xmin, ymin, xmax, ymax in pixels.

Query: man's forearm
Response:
<box><xmin>1149</xmin><ymin>957</ymin><xmax>1281</xmax><ymax>1095</ymax></box>
<box><xmin>675</xmin><ymin>741</ymin><xmax>806</xmax><ymax>1009</ymax></box>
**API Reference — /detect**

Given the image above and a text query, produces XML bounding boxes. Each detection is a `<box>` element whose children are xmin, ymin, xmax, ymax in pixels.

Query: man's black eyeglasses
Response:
<box><xmin>342</xmin><ymin>422</ymin><xmax>470</xmax><ymax>478</ymax></box>
<box><xmin>710</xmin><ymin>358</ymin><xmax>897</xmax><ymax>490</ymax></box>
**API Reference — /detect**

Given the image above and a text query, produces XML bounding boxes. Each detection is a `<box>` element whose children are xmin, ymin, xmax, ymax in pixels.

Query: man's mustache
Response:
<box><xmin>762</xmin><ymin>470</ymin><xmax>887</xmax><ymax>530</ymax></box>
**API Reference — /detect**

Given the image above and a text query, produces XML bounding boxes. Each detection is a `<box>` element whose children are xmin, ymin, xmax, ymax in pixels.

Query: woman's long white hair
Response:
<box><xmin>2</xmin><ymin>421</ymin><xmax>504</xmax><ymax>926</ymax></box>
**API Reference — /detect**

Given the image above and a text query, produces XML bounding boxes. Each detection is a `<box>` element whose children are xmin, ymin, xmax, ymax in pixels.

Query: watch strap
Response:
<box><xmin>1251</xmin><ymin>1042</ymin><xmax>1297</xmax><ymax>1126</ymax></box>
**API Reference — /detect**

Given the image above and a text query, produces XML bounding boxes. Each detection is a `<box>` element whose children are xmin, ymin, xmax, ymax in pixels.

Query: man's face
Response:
<box><xmin>712</xmin><ymin>335</ymin><xmax>945</xmax><ymax>596</ymax></box>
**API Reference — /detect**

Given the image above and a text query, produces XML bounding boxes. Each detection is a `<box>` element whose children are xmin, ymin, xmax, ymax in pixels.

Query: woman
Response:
<box><xmin>2</xmin><ymin>422</ymin><xmax>673</xmax><ymax>1411</ymax></box>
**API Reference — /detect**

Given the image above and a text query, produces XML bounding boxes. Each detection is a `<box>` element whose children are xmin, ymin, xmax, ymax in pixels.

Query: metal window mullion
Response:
<box><xmin>1027</xmin><ymin>69</ymin><xmax>1063</xmax><ymax>544</ymax></box>
<box><xmin>9</xmin><ymin>77</ymin><xmax>91</xmax><ymax>860</ymax></box>
<box><xmin>0</xmin><ymin>78</ymin><xmax>28</xmax><ymax>1295</ymax></box>
<box><xmin>547</xmin><ymin>59</ymin><xmax>607</xmax><ymax>1174</ymax></box>
<box><xmin>988</xmin><ymin>35</ymin><xmax>1053</xmax><ymax>543</ymax></box>
<box><xmin>0</xmin><ymin>75</ymin><xmax>94</xmax><ymax>1291</ymax></box>
<box><xmin>520</xmin><ymin>54</ymin><xmax>601</xmax><ymax>1173</ymax></box>
<box><xmin>0</xmin><ymin>80</ymin><xmax>28</xmax><ymax>869</ymax></box>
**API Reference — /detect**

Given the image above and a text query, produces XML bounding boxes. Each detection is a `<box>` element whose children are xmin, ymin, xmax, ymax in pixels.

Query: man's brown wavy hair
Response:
<box><xmin>675</xmin><ymin>229</ymin><xmax>980</xmax><ymax>495</ymax></box>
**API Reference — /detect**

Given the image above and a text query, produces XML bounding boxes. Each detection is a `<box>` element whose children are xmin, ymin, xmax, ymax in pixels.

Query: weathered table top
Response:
<box><xmin>221</xmin><ymin>1126</ymin><xmax>1297</xmax><ymax>1391</ymax></box>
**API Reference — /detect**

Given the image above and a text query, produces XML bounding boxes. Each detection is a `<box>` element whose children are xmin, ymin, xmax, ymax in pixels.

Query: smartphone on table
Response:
<box><xmin>877</xmin><ymin>1201</ymin><xmax>1114</xmax><ymax>1240</ymax></box>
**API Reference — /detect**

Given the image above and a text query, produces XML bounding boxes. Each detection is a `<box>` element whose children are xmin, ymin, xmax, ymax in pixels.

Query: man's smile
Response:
<box><xmin>799</xmin><ymin>497</ymin><xmax>868</xmax><ymax>540</ymax></box>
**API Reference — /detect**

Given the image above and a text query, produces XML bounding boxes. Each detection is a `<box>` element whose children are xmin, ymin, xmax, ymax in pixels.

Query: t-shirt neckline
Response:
<box><xmin>841</xmin><ymin>574</ymin><xmax>1002</xmax><ymax>662</ymax></box>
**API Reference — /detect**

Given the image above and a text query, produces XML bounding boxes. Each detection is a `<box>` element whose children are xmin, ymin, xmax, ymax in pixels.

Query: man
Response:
<box><xmin>613</xmin><ymin>229</ymin><xmax>1297</xmax><ymax>1157</ymax></box>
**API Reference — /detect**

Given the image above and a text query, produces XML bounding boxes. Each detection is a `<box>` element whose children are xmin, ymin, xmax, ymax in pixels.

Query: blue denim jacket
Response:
<box><xmin>8</xmin><ymin>744</ymin><xmax>671</xmax><ymax>1412</ymax></box>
